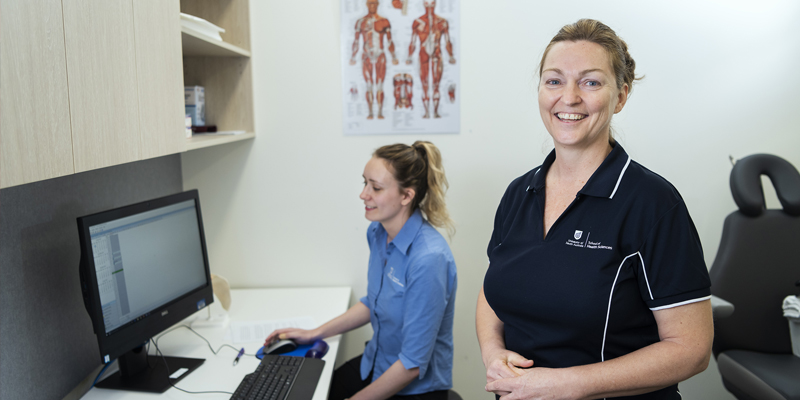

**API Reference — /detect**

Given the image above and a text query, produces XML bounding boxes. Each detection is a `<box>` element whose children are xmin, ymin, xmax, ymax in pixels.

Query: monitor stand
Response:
<box><xmin>96</xmin><ymin>345</ymin><xmax>205</xmax><ymax>393</ymax></box>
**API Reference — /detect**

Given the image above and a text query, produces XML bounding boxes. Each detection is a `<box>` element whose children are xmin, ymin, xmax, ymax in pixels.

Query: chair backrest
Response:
<box><xmin>447</xmin><ymin>389</ymin><xmax>463</xmax><ymax>400</ymax></box>
<box><xmin>710</xmin><ymin>154</ymin><xmax>800</xmax><ymax>356</ymax></box>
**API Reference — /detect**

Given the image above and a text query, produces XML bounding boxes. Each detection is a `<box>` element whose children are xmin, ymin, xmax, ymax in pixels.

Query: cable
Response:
<box><xmin>153</xmin><ymin>324</ymin><xmax>256</xmax><ymax>357</ymax></box>
<box><xmin>91</xmin><ymin>363</ymin><xmax>112</xmax><ymax>388</ymax></box>
<box><xmin>150</xmin><ymin>338</ymin><xmax>234</xmax><ymax>396</ymax></box>
<box><xmin>93</xmin><ymin>326</ymin><xmax>249</xmax><ymax>394</ymax></box>
<box><xmin>145</xmin><ymin>340</ymin><xmax>155</xmax><ymax>369</ymax></box>
<box><xmin>147</xmin><ymin>324</ymin><xmax>264</xmax><ymax>395</ymax></box>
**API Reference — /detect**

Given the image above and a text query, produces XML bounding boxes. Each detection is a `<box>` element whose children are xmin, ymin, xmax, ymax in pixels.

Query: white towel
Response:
<box><xmin>783</xmin><ymin>295</ymin><xmax>800</xmax><ymax>319</ymax></box>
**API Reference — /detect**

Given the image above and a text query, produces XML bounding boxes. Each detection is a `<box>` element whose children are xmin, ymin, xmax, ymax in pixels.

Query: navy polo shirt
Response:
<box><xmin>484</xmin><ymin>144</ymin><xmax>710</xmax><ymax>400</ymax></box>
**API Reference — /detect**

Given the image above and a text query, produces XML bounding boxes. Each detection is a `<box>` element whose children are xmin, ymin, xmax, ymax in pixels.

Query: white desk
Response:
<box><xmin>82</xmin><ymin>287</ymin><xmax>352</xmax><ymax>400</ymax></box>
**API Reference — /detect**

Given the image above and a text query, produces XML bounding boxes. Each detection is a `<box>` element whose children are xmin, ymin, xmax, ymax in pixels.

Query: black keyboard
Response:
<box><xmin>231</xmin><ymin>355</ymin><xmax>319</xmax><ymax>400</ymax></box>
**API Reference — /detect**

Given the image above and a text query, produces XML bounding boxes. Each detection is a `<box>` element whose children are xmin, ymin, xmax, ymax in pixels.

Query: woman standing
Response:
<box><xmin>478</xmin><ymin>19</ymin><xmax>713</xmax><ymax>399</ymax></box>
<box><xmin>266</xmin><ymin>141</ymin><xmax>457</xmax><ymax>400</ymax></box>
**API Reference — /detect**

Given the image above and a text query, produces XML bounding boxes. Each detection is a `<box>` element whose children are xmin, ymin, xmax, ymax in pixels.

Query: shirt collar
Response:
<box><xmin>528</xmin><ymin>143</ymin><xmax>631</xmax><ymax>199</ymax></box>
<box><xmin>391</xmin><ymin>209</ymin><xmax>424</xmax><ymax>255</ymax></box>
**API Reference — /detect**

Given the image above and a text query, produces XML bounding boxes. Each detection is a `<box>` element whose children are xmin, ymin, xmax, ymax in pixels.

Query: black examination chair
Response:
<box><xmin>709</xmin><ymin>154</ymin><xmax>800</xmax><ymax>400</ymax></box>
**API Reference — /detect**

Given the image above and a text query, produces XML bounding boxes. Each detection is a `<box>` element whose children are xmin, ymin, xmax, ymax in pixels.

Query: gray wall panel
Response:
<box><xmin>0</xmin><ymin>155</ymin><xmax>183</xmax><ymax>400</ymax></box>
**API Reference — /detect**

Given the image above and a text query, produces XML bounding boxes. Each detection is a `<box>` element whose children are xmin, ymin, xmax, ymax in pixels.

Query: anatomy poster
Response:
<box><xmin>341</xmin><ymin>0</ymin><xmax>460</xmax><ymax>135</ymax></box>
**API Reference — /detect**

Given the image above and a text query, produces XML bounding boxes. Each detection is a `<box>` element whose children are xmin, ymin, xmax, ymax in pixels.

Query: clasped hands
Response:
<box><xmin>484</xmin><ymin>349</ymin><xmax>573</xmax><ymax>400</ymax></box>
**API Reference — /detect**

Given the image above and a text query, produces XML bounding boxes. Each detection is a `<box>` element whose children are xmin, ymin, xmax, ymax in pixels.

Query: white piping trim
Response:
<box><xmin>609</xmin><ymin>156</ymin><xmax>631</xmax><ymax>199</ymax></box>
<box><xmin>601</xmin><ymin>252</ymin><xmax>639</xmax><ymax>362</ymax></box>
<box><xmin>638</xmin><ymin>252</ymin><xmax>654</xmax><ymax>300</ymax></box>
<box><xmin>527</xmin><ymin>168</ymin><xmax>541</xmax><ymax>192</ymax></box>
<box><xmin>649</xmin><ymin>296</ymin><xmax>711</xmax><ymax>311</ymax></box>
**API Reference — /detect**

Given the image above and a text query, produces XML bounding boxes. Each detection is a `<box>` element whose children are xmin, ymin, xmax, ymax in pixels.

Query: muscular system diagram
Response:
<box><xmin>393</xmin><ymin>74</ymin><xmax>413</xmax><ymax>110</ymax></box>
<box><xmin>406</xmin><ymin>0</ymin><xmax>456</xmax><ymax>119</ymax></box>
<box><xmin>341</xmin><ymin>0</ymin><xmax>459</xmax><ymax>134</ymax></box>
<box><xmin>350</xmin><ymin>0</ymin><xmax>399</xmax><ymax>120</ymax></box>
<box><xmin>391</xmin><ymin>0</ymin><xmax>409</xmax><ymax>15</ymax></box>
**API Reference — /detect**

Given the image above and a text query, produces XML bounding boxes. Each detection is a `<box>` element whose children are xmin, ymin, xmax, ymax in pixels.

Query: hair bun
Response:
<box><xmin>412</xmin><ymin>141</ymin><xmax>429</xmax><ymax>159</ymax></box>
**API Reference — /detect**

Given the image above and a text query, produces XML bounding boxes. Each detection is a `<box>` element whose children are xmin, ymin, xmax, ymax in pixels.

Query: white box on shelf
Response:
<box><xmin>180</xmin><ymin>13</ymin><xmax>226</xmax><ymax>42</ymax></box>
<box><xmin>185</xmin><ymin>86</ymin><xmax>205</xmax><ymax>127</ymax></box>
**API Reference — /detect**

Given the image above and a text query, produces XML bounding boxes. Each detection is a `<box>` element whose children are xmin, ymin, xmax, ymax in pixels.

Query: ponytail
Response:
<box><xmin>374</xmin><ymin>141</ymin><xmax>455</xmax><ymax>237</ymax></box>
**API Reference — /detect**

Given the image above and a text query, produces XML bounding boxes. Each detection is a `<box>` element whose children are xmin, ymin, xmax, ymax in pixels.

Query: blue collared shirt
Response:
<box><xmin>359</xmin><ymin>209</ymin><xmax>457</xmax><ymax>395</ymax></box>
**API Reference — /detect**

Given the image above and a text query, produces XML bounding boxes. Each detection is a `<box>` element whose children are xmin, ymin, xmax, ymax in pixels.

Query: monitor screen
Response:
<box><xmin>88</xmin><ymin>199</ymin><xmax>206</xmax><ymax>335</ymax></box>
<box><xmin>78</xmin><ymin>190</ymin><xmax>213</xmax><ymax>392</ymax></box>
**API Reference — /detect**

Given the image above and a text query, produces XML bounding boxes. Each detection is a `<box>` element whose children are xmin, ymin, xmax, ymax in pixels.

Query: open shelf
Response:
<box><xmin>180</xmin><ymin>0</ymin><xmax>254</xmax><ymax>154</ymax></box>
<box><xmin>186</xmin><ymin>131</ymin><xmax>255</xmax><ymax>151</ymax></box>
<box><xmin>181</xmin><ymin>26</ymin><xmax>251</xmax><ymax>57</ymax></box>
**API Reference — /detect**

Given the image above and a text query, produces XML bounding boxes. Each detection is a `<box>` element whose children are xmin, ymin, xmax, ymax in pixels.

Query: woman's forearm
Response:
<box><xmin>485</xmin><ymin>300</ymin><xmax>714</xmax><ymax>399</ymax></box>
<box><xmin>476</xmin><ymin>286</ymin><xmax>506</xmax><ymax>362</ymax></box>
<box><xmin>315</xmin><ymin>302</ymin><xmax>371</xmax><ymax>339</ymax></box>
<box><xmin>350</xmin><ymin>360</ymin><xmax>419</xmax><ymax>400</ymax></box>
<box><xmin>568</xmin><ymin>300</ymin><xmax>714</xmax><ymax>399</ymax></box>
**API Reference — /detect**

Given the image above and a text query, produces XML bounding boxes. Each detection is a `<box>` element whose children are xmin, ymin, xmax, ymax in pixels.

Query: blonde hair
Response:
<box><xmin>374</xmin><ymin>141</ymin><xmax>455</xmax><ymax>237</ymax></box>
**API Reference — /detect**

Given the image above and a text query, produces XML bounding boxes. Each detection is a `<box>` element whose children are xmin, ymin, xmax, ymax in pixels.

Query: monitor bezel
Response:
<box><xmin>78</xmin><ymin>189</ymin><xmax>214</xmax><ymax>364</ymax></box>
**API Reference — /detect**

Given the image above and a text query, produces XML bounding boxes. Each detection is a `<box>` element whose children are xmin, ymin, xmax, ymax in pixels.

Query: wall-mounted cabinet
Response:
<box><xmin>1</xmin><ymin>0</ymin><xmax>185</xmax><ymax>189</ymax></box>
<box><xmin>62</xmin><ymin>0</ymin><xmax>186</xmax><ymax>172</ymax></box>
<box><xmin>0</xmin><ymin>0</ymin><xmax>254</xmax><ymax>189</ymax></box>
<box><xmin>180</xmin><ymin>0</ymin><xmax>255</xmax><ymax>151</ymax></box>
<box><xmin>1</xmin><ymin>0</ymin><xmax>75</xmax><ymax>187</ymax></box>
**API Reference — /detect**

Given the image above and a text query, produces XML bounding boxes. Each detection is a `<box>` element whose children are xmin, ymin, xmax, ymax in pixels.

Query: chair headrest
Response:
<box><xmin>731</xmin><ymin>154</ymin><xmax>800</xmax><ymax>217</ymax></box>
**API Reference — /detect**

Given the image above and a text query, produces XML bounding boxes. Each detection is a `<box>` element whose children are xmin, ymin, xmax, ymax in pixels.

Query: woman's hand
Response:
<box><xmin>263</xmin><ymin>327</ymin><xmax>320</xmax><ymax>347</ymax></box>
<box><xmin>483</xmin><ymin>348</ymin><xmax>534</xmax><ymax>384</ymax></box>
<box><xmin>487</xmin><ymin>301</ymin><xmax>714</xmax><ymax>399</ymax></box>
<box><xmin>476</xmin><ymin>286</ymin><xmax>533</xmax><ymax>392</ymax></box>
<box><xmin>485</xmin><ymin>367</ymin><xmax>577</xmax><ymax>400</ymax></box>
<box><xmin>263</xmin><ymin>302</ymin><xmax>371</xmax><ymax>349</ymax></box>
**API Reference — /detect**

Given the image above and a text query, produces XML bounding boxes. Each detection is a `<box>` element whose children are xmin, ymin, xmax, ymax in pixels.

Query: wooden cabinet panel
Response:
<box><xmin>133</xmin><ymin>0</ymin><xmax>186</xmax><ymax>159</ymax></box>
<box><xmin>62</xmin><ymin>0</ymin><xmax>141</xmax><ymax>173</ymax></box>
<box><xmin>0</xmin><ymin>0</ymin><xmax>74</xmax><ymax>188</ymax></box>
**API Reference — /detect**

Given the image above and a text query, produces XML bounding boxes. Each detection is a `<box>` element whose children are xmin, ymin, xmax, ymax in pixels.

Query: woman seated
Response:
<box><xmin>266</xmin><ymin>141</ymin><xmax>457</xmax><ymax>400</ymax></box>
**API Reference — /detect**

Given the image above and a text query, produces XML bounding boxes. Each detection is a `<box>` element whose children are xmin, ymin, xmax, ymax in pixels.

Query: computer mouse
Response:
<box><xmin>263</xmin><ymin>339</ymin><xmax>298</xmax><ymax>355</ymax></box>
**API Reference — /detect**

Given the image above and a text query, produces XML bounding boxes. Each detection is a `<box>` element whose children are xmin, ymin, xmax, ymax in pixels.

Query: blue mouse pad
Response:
<box><xmin>256</xmin><ymin>343</ymin><xmax>313</xmax><ymax>359</ymax></box>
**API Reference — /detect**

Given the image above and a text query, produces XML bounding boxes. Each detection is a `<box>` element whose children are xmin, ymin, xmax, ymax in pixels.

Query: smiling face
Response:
<box><xmin>360</xmin><ymin>157</ymin><xmax>414</xmax><ymax>233</ymax></box>
<box><xmin>538</xmin><ymin>40</ymin><xmax>628</xmax><ymax>150</ymax></box>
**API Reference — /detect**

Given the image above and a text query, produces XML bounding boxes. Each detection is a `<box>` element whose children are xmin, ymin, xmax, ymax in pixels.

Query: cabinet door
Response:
<box><xmin>0</xmin><ymin>0</ymin><xmax>74</xmax><ymax>189</ymax></box>
<box><xmin>62</xmin><ymin>0</ymin><xmax>141</xmax><ymax>173</ymax></box>
<box><xmin>133</xmin><ymin>0</ymin><xmax>186</xmax><ymax>159</ymax></box>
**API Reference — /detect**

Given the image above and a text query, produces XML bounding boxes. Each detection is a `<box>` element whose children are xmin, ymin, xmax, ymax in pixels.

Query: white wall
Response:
<box><xmin>182</xmin><ymin>1</ymin><xmax>800</xmax><ymax>398</ymax></box>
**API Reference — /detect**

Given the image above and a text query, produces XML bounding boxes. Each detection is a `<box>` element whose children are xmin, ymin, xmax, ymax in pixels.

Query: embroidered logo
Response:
<box><xmin>387</xmin><ymin>267</ymin><xmax>405</xmax><ymax>287</ymax></box>
<box><xmin>565</xmin><ymin>230</ymin><xmax>614</xmax><ymax>250</ymax></box>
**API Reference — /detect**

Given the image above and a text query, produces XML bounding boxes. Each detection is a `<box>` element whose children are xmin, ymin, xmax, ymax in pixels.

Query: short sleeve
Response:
<box><xmin>637</xmin><ymin>200</ymin><xmax>711</xmax><ymax>309</ymax></box>
<box><xmin>398</xmin><ymin>252</ymin><xmax>450</xmax><ymax>378</ymax></box>
<box><xmin>487</xmin><ymin>188</ymin><xmax>511</xmax><ymax>261</ymax></box>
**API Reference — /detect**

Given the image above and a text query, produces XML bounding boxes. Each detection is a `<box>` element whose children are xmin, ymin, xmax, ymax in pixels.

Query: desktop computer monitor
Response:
<box><xmin>77</xmin><ymin>189</ymin><xmax>214</xmax><ymax>393</ymax></box>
